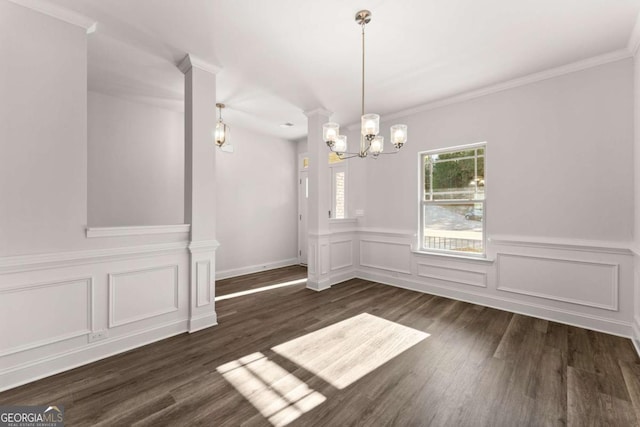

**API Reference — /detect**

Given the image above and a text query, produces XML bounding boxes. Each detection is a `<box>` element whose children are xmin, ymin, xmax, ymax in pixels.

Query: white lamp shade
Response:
<box><xmin>361</xmin><ymin>114</ymin><xmax>380</xmax><ymax>137</ymax></box>
<box><xmin>334</xmin><ymin>135</ymin><xmax>347</xmax><ymax>153</ymax></box>
<box><xmin>323</xmin><ymin>122</ymin><xmax>340</xmax><ymax>144</ymax></box>
<box><xmin>390</xmin><ymin>124</ymin><xmax>407</xmax><ymax>148</ymax></box>
<box><xmin>215</xmin><ymin>121</ymin><xmax>227</xmax><ymax>146</ymax></box>
<box><xmin>370</xmin><ymin>135</ymin><xmax>384</xmax><ymax>155</ymax></box>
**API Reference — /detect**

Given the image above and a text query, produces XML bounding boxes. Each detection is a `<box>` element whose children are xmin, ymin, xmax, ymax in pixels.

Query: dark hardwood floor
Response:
<box><xmin>2</xmin><ymin>265</ymin><xmax>640</xmax><ymax>426</ymax></box>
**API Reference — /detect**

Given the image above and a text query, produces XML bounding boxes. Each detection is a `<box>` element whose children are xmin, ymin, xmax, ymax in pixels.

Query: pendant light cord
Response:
<box><xmin>361</xmin><ymin>22</ymin><xmax>365</xmax><ymax>117</ymax></box>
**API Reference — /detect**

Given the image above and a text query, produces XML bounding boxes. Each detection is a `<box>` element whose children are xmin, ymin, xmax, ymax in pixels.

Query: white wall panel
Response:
<box><xmin>417</xmin><ymin>263</ymin><xmax>487</xmax><ymax>288</ymax></box>
<box><xmin>497</xmin><ymin>253</ymin><xmax>618</xmax><ymax>310</ymax></box>
<box><xmin>109</xmin><ymin>265</ymin><xmax>179</xmax><ymax>327</ymax></box>
<box><xmin>331</xmin><ymin>240</ymin><xmax>353</xmax><ymax>271</ymax></box>
<box><xmin>360</xmin><ymin>240</ymin><xmax>412</xmax><ymax>274</ymax></box>
<box><xmin>196</xmin><ymin>260</ymin><xmax>211</xmax><ymax>307</ymax></box>
<box><xmin>0</xmin><ymin>278</ymin><xmax>92</xmax><ymax>356</ymax></box>
<box><xmin>320</xmin><ymin>242</ymin><xmax>330</xmax><ymax>275</ymax></box>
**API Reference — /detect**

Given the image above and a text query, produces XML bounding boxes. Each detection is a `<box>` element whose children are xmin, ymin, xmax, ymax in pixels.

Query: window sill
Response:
<box><xmin>412</xmin><ymin>250</ymin><xmax>494</xmax><ymax>263</ymax></box>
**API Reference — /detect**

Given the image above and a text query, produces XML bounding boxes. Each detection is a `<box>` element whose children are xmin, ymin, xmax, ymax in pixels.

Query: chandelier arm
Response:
<box><xmin>337</xmin><ymin>153</ymin><xmax>361</xmax><ymax>160</ymax></box>
<box><xmin>375</xmin><ymin>149</ymin><xmax>401</xmax><ymax>156</ymax></box>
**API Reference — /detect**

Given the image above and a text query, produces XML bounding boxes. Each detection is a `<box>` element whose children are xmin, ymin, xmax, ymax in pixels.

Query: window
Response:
<box><xmin>331</xmin><ymin>166</ymin><xmax>346</xmax><ymax>219</ymax></box>
<box><xmin>420</xmin><ymin>143</ymin><xmax>485</xmax><ymax>256</ymax></box>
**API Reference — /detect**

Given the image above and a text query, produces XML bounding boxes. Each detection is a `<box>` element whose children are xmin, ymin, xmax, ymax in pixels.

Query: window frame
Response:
<box><xmin>418</xmin><ymin>142</ymin><xmax>487</xmax><ymax>258</ymax></box>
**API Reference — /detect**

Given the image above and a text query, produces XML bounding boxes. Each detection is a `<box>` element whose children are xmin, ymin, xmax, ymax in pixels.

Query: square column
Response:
<box><xmin>305</xmin><ymin>108</ymin><xmax>333</xmax><ymax>291</ymax></box>
<box><xmin>179</xmin><ymin>54</ymin><xmax>220</xmax><ymax>332</ymax></box>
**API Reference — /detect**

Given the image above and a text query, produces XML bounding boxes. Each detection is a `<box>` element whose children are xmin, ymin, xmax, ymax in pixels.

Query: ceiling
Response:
<box><xmin>51</xmin><ymin>0</ymin><xmax>640</xmax><ymax>141</ymax></box>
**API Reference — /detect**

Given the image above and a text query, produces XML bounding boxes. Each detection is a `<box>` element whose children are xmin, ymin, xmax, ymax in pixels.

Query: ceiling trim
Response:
<box><xmin>7</xmin><ymin>0</ymin><xmax>97</xmax><ymax>33</ymax></box>
<box><xmin>178</xmin><ymin>54</ymin><xmax>222</xmax><ymax>75</ymax></box>
<box><xmin>382</xmin><ymin>48</ymin><xmax>632</xmax><ymax>123</ymax></box>
<box><xmin>628</xmin><ymin>11</ymin><xmax>640</xmax><ymax>56</ymax></box>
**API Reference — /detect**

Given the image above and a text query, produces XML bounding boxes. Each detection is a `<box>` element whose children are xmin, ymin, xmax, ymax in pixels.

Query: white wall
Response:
<box><xmin>323</xmin><ymin>59</ymin><xmax>636</xmax><ymax>338</ymax></box>
<box><xmin>364</xmin><ymin>59</ymin><xmax>634</xmax><ymax>241</ymax></box>
<box><xmin>88</xmin><ymin>92</ymin><xmax>184</xmax><ymax>226</ymax></box>
<box><xmin>0</xmin><ymin>4</ymin><xmax>192</xmax><ymax>391</ymax></box>
<box><xmin>0</xmin><ymin>2</ymin><xmax>88</xmax><ymax>257</ymax></box>
<box><xmin>215</xmin><ymin>127</ymin><xmax>298</xmax><ymax>277</ymax></box>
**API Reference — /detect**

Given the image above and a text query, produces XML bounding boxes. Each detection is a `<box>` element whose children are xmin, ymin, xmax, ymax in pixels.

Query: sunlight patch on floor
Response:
<box><xmin>272</xmin><ymin>313</ymin><xmax>429</xmax><ymax>389</ymax></box>
<box><xmin>216</xmin><ymin>352</ymin><xmax>325</xmax><ymax>426</ymax></box>
<box><xmin>215</xmin><ymin>278</ymin><xmax>307</xmax><ymax>301</ymax></box>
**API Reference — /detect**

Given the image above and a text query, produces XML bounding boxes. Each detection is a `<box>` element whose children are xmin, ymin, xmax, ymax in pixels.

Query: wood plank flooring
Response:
<box><xmin>2</xmin><ymin>265</ymin><xmax>640</xmax><ymax>426</ymax></box>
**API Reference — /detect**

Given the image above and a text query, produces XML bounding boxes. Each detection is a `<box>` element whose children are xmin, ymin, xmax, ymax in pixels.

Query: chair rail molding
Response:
<box><xmin>86</xmin><ymin>224</ymin><xmax>190</xmax><ymax>238</ymax></box>
<box><xmin>0</xmin><ymin>242</ymin><xmax>189</xmax><ymax>274</ymax></box>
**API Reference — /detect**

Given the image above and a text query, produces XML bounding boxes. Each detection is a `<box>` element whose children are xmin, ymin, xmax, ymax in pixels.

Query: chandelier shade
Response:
<box><xmin>322</xmin><ymin>10</ymin><xmax>407</xmax><ymax>160</ymax></box>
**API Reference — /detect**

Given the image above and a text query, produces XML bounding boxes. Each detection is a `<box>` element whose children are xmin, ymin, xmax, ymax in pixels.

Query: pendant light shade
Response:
<box><xmin>215</xmin><ymin>103</ymin><xmax>229</xmax><ymax>147</ymax></box>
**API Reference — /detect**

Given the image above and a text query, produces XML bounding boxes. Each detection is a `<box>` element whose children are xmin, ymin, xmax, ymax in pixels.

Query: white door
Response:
<box><xmin>298</xmin><ymin>170</ymin><xmax>308</xmax><ymax>265</ymax></box>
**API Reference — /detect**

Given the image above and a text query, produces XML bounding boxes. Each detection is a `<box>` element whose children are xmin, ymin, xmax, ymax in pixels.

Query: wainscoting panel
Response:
<box><xmin>0</xmin><ymin>278</ymin><xmax>92</xmax><ymax>357</ymax></box>
<box><xmin>331</xmin><ymin>240</ymin><xmax>353</xmax><ymax>271</ymax></box>
<box><xmin>320</xmin><ymin>243</ymin><xmax>330</xmax><ymax>275</ymax></box>
<box><xmin>109</xmin><ymin>265</ymin><xmax>179</xmax><ymax>328</ymax></box>
<box><xmin>360</xmin><ymin>240</ymin><xmax>412</xmax><ymax>274</ymax></box>
<box><xmin>497</xmin><ymin>253</ymin><xmax>619</xmax><ymax>311</ymax></box>
<box><xmin>308</xmin><ymin>243</ymin><xmax>317</xmax><ymax>276</ymax></box>
<box><xmin>196</xmin><ymin>260</ymin><xmax>211</xmax><ymax>307</ymax></box>
<box><xmin>417</xmin><ymin>263</ymin><xmax>487</xmax><ymax>288</ymax></box>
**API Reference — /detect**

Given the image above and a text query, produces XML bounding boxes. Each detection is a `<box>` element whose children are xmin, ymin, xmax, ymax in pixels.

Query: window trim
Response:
<box><xmin>418</xmin><ymin>142</ymin><xmax>487</xmax><ymax>258</ymax></box>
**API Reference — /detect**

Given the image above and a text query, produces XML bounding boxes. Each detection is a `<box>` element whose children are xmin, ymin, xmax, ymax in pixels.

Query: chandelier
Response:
<box><xmin>323</xmin><ymin>10</ymin><xmax>407</xmax><ymax>159</ymax></box>
<box><xmin>215</xmin><ymin>103</ymin><xmax>229</xmax><ymax>147</ymax></box>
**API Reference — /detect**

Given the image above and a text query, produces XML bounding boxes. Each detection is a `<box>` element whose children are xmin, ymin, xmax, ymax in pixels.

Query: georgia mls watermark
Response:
<box><xmin>0</xmin><ymin>406</ymin><xmax>64</xmax><ymax>427</ymax></box>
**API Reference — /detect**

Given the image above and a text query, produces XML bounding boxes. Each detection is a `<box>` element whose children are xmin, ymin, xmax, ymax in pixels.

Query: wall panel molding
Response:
<box><xmin>496</xmin><ymin>253</ymin><xmax>619</xmax><ymax>311</ymax></box>
<box><xmin>360</xmin><ymin>239</ymin><xmax>412</xmax><ymax>274</ymax></box>
<box><xmin>330</xmin><ymin>239</ymin><xmax>353</xmax><ymax>271</ymax></box>
<box><xmin>417</xmin><ymin>263</ymin><xmax>487</xmax><ymax>288</ymax></box>
<box><xmin>0</xmin><ymin>242</ymin><xmax>189</xmax><ymax>274</ymax></box>
<box><xmin>0</xmin><ymin>277</ymin><xmax>93</xmax><ymax>357</ymax></box>
<box><xmin>108</xmin><ymin>265</ymin><xmax>179</xmax><ymax>328</ymax></box>
<box><xmin>359</xmin><ymin>270</ymin><xmax>632</xmax><ymax>338</ymax></box>
<box><xmin>196</xmin><ymin>260</ymin><xmax>212</xmax><ymax>307</ymax></box>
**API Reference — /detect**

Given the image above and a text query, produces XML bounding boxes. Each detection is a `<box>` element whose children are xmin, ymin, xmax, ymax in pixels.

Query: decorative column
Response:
<box><xmin>179</xmin><ymin>54</ymin><xmax>220</xmax><ymax>332</ymax></box>
<box><xmin>305</xmin><ymin>108</ymin><xmax>333</xmax><ymax>291</ymax></box>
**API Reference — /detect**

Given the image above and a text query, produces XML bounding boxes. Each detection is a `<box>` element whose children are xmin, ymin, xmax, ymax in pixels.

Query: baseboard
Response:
<box><xmin>216</xmin><ymin>258</ymin><xmax>299</xmax><ymax>280</ymax></box>
<box><xmin>306</xmin><ymin>277</ymin><xmax>331</xmax><ymax>292</ymax></box>
<box><xmin>633</xmin><ymin>316</ymin><xmax>640</xmax><ymax>358</ymax></box>
<box><xmin>330</xmin><ymin>269</ymin><xmax>357</xmax><ymax>286</ymax></box>
<box><xmin>188</xmin><ymin>312</ymin><xmax>218</xmax><ymax>333</ymax></box>
<box><xmin>357</xmin><ymin>270</ymin><xmax>633</xmax><ymax>338</ymax></box>
<box><xmin>0</xmin><ymin>319</ymin><xmax>188</xmax><ymax>393</ymax></box>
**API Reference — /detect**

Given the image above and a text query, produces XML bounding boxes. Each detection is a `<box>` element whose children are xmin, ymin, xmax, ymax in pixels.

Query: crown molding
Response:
<box><xmin>383</xmin><ymin>48</ymin><xmax>632</xmax><ymax>123</ymax></box>
<box><xmin>303</xmin><ymin>108</ymin><xmax>333</xmax><ymax>118</ymax></box>
<box><xmin>178</xmin><ymin>54</ymin><xmax>222</xmax><ymax>75</ymax></box>
<box><xmin>7</xmin><ymin>0</ymin><xmax>97</xmax><ymax>33</ymax></box>
<box><xmin>628</xmin><ymin>11</ymin><xmax>640</xmax><ymax>56</ymax></box>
